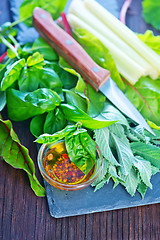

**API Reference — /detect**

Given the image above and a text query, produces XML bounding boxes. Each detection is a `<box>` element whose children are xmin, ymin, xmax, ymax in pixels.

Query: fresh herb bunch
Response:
<box><xmin>1</xmin><ymin>0</ymin><xmax>160</xmax><ymax>198</ymax></box>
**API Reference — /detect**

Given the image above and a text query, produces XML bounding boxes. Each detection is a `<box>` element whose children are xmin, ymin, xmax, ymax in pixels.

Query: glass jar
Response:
<box><xmin>37</xmin><ymin>140</ymin><xmax>103</xmax><ymax>191</ymax></box>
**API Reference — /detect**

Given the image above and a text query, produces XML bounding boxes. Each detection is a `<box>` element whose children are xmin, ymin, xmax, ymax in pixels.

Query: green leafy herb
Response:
<box><xmin>43</xmin><ymin>108</ymin><xmax>67</xmax><ymax>134</ymax></box>
<box><xmin>30</xmin><ymin>114</ymin><xmax>46</xmax><ymax>138</ymax></box>
<box><xmin>1</xmin><ymin>59</ymin><xmax>25</xmax><ymax>91</ymax></box>
<box><xmin>31</xmin><ymin>37</ymin><xmax>58</xmax><ymax>61</ymax></box>
<box><xmin>142</xmin><ymin>0</ymin><xmax>160</xmax><ymax>30</ymax></box>
<box><xmin>65</xmin><ymin>129</ymin><xmax>96</xmax><ymax>175</ymax></box>
<box><xmin>61</xmin><ymin>103</ymin><xmax>116</xmax><ymax>129</ymax></box>
<box><xmin>0</xmin><ymin>118</ymin><xmax>45</xmax><ymax>196</ymax></box>
<box><xmin>27</xmin><ymin>52</ymin><xmax>45</xmax><ymax>69</ymax></box>
<box><xmin>6</xmin><ymin>88</ymin><xmax>61</xmax><ymax>121</ymax></box>
<box><xmin>35</xmin><ymin>124</ymin><xmax>77</xmax><ymax>144</ymax></box>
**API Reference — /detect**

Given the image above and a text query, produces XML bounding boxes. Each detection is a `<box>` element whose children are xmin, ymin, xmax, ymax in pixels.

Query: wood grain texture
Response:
<box><xmin>1</xmin><ymin>0</ymin><xmax>160</xmax><ymax>240</ymax></box>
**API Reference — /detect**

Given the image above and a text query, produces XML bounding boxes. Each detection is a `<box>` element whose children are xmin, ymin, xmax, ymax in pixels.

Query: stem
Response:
<box><xmin>0</xmin><ymin>35</ymin><xmax>18</xmax><ymax>58</ymax></box>
<box><xmin>120</xmin><ymin>0</ymin><xmax>132</xmax><ymax>24</ymax></box>
<box><xmin>61</xmin><ymin>12</ymin><xmax>72</xmax><ymax>36</ymax></box>
<box><xmin>9</xmin><ymin>15</ymin><xmax>32</xmax><ymax>28</ymax></box>
<box><xmin>8</xmin><ymin>34</ymin><xmax>19</xmax><ymax>49</ymax></box>
<box><xmin>0</xmin><ymin>52</ymin><xmax>7</xmax><ymax>63</ymax></box>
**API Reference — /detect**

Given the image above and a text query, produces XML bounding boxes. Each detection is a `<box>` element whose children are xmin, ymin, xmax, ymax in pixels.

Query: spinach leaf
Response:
<box><xmin>6</xmin><ymin>88</ymin><xmax>61</xmax><ymax>121</ymax></box>
<box><xmin>142</xmin><ymin>0</ymin><xmax>160</xmax><ymax>30</ymax></box>
<box><xmin>20</xmin><ymin>0</ymin><xmax>67</xmax><ymax>27</ymax></box>
<box><xmin>61</xmin><ymin>103</ymin><xmax>116</xmax><ymax>129</ymax></box>
<box><xmin>32</xmin><ymin>37</ymin><xmax>58</xmax><ymax>61</ymax></box>
<box><xmin>65</xmin><ymin>129</ymin><xmax>96</xmax><ymax>175</ymax></box>
<box><xmin>35</xmin><ymin>125</ymin><xmax>77</xmax><ymax>144</ymax></box>
<box><xmin>43</xmin><ymin>108</ymin><xmax>67</xmax><ymax>134</ymax></box>
<box><xmin>0</xmin><ymin>118</ymin><xmax>45</xmax><ymax>196</ymax></box>
<box><xmin>30</xmin><ymin>114</ymin><xmax>46</xmax><ymax>138</ymax></box>
<box><xmin>125</xmin><ymin>76</ymin><xmax>160</xmax><ymax>125</ymax></box>
<box><xmin>1</xmin><ymin>59</ymin><xmax>25</xmax><ymax>91</ymax></box>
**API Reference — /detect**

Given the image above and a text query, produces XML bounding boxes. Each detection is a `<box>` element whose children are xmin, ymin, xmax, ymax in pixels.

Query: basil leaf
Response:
<box><xmin>1</xmin><ymin>59</ymin><xmax>25</xmax><ymax>91</ymax></box>
<box><xmin>43</xmin><ymin>108</ymin><xmax>67</xmax><ymax>134</ymax></box>
<box><xmin>30</xmin><ymin>114</ymin><xmax>46</xmax><ymax>138</ymax></box>
<box><xmin>27</xmin><ymin>52</ymin><xmax>45</xmax><ymax>69</ymax></box>
<box><xmin>0</xmin><ymin>119</ymin><xmax>45</xmax><ymax>197</ymax></box>
<box><xmin>39</xmin><ymin>68</ymin><xmax>62</xmax><ymax>92</ymax></box>
<box><xmin>18</xmin><ymin>66</ymin><xmax>40</xmax><ymax>92</ymax></box>
<box><xmin>6</xmin><ymin>88</ymin><xmax>61</xmax><ymax>121</ymax></box>
<box><xmin>64</xmin><ymin>89</ymin><xmax>87</xmax><ymax>113</ymax></box>
<box><xmin>35</xmin><ymin>125</ymin><xmax>77</xmax><ymax>144</ymax></box>
<box><xmin>61</xmin><ymin>103</ymin><xmax>116</xmax><ymax>129</ymax></box>
<box><xmin>32</xmin><ymin>37</ymin><xmax>58</xmax><ymax>61</ymax></box>
<box><xmin>65</xmin><ymin>130</ymin><xmax>96</xmax><ymax>175</ymax></box>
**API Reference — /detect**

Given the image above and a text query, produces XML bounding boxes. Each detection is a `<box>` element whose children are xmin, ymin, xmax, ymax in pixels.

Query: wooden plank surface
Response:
<box><xmin>0</xmin><ymin>0</ymin><xmax>160</xmax><ymax>239</ymax></box>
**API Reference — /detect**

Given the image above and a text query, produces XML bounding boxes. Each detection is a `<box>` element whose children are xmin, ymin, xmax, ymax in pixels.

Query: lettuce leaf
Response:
<box><xmin>138</xmin><ymin>30</ymin><xmax>160</xmax><ymax>55</ymax></box>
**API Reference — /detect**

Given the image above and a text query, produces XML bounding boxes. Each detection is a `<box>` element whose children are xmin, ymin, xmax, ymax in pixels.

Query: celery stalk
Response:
<box><xmin>84</xmin><ymin>0</ymin><xmax>160</xmax><ymax>74</ymax></box>
<box><xmin>67</xmin><ymin>13</ymin><xmax>148</xmax><ymax>85</ymax></box>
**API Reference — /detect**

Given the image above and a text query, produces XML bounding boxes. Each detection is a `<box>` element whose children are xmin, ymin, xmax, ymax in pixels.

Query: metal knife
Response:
<box><xmin>33</xmin><ymin>7</ymin><xmax>154</xmax><ymax>135</ymax></box>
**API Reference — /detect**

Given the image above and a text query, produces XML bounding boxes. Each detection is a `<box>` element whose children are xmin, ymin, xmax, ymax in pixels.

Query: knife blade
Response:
<box><xmin>32</xmin><ymin>7</ymin><xmax>154</xmax><ymax>135</ymax></box>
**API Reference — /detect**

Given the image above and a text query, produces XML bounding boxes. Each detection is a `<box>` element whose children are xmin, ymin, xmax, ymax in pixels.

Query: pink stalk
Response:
<box><xmin>120</xmin><ymin>0</ymin><xmax>132</xmax><ymax>24</ymax></box>
<box><xmin>0</xmin><ymin>51</ymin><xmax>7</xmax><ymax>63</ymax></box>
<box><xmin>60</xmin><ymin>12</ymin><xmax>72</xmax><ymax>36</ymax></box>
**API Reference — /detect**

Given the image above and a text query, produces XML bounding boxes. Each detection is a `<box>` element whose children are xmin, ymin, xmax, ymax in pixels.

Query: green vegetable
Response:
<box><xmin>125</xmin><ymin>76</ymin><xmax>160</xmax><ymax>126</ymax></box>
<box><xmin>75</xmin><ymin>77</ymin><xmax>106</xmax><ymax>117</ymax></box>
<box><xmin>73</xmin><ymin>28</ymin><xmax>124</xmax><ymax>90</ymax></box>
<box><xmin>0</xmin><ymin>118</ymin><xmax>45</xmax><ymax>196</ymax></box>
<box><xmin>131</xmin><ymin>142</ymin><xmax>160</xmax><ymax>169</ymax></box>
<box><xmin>35</xmin><ymin>124</ymin><xmax>77</xmax><ymax>144</ymax></box>
<box><xmin>31</xmin><ymin>37</ymin><xmax>58</xmax><ymax>61</ymax></box>
<box><xmin>93</xmin><ymin>119</ymin><xmax>160</xmax><ymax>197</ymax></box>
<box><xmin>68</xmin><ymin>0</ymin><xmax>160</xmax><ymax>84</ymax></box>
<box><xmin>6</xmin><ymin>88</ymin><xmax>61</xmax><ymax>121</ymax></box>
<box><xmin>27</xmin><ymin>52</ymin><xmax>45</xmax><ymax>69</ymax></box>
<box><xmin>1</xmin><ymin>59</ymin><xmax>25</xmax><ymax>91</ymax></box>
<box><xmin>43</xmin><ymin>108</ymin><xmax>67</xmax><ymax>134</ymax></box>
<box><xmin>20</xmin><ymin>0</ymin><xmax>67</xmax><ymax>27</ymax></box>
<box><xmin>30</xmin><ymin>114</ymin><xmax>46</xmax><ymax>138</ymax></box>
<box><xmin>142</xmin><ymin>0</ymin><xmax>160</xmax><ymax>30</ymax></box>
<box><xmin>65</xmin><ymin>129</ymin><xmax>96</xmax><ymax>174</ymax></box>
<box><xmin>138</xmin><ymin>31</ymin><xmax>160</xmax><ymax>56</ymax></box>
<box><xmin>61</xmin><ymin>103</ymin><xmax>116</xmax><ymax>129</ymax></box>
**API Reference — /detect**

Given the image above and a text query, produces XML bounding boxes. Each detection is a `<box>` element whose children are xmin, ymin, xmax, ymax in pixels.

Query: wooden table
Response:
<box><xmin>0</xmin><ymin>0</ymin><xmax>160</xmax><ymax>239</ymax></box>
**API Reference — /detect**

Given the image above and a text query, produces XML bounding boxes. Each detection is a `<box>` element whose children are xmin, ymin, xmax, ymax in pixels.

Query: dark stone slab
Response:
<box><xmin>44</xmin><ymin>173</ymin><xmax>160</xmax><ymax>218</ymax></box>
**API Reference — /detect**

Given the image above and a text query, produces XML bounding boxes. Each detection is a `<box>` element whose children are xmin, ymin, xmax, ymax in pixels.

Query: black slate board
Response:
<box><xmin>44</xmin><ymin>173</ymin><xmax>160</xmax><ymax>218</ymax></box>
